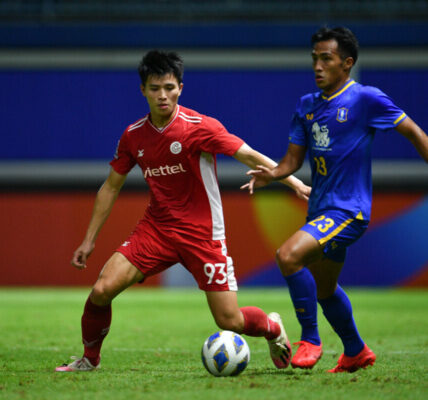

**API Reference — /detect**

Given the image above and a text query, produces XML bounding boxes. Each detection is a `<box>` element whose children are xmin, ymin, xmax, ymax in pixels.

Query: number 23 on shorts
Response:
<box><xmin>308</xmin><ymin>215</ymin><xmax>335</xmax><ymax>233</ymax></box>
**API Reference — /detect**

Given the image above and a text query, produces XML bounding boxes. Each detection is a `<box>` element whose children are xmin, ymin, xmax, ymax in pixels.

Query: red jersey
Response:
<box><xmin>110</xmin><ymin>105</ymin><xmax>244</xmax><ymax>240</ymax></box>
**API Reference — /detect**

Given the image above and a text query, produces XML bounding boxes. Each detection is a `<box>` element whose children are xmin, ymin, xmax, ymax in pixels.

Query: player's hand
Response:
<box><xmin>240</xmin><ymin>165</ymin><xmax>275</xmax><ymax>194</ymax></box>
<box><xmin>71</xmin><ymin>242</ymin><xmax>95</xmax><ymax>270</ymax></box>
<box><xmin>294</xmin><ymin>182</ymin><xmax>312</xmax><ymax>201</ymax></box>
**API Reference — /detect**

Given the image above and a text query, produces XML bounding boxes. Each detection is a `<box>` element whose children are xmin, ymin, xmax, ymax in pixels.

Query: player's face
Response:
<box><xmin>311</xmin><ymin>39</ymin><xmax>353</xmax><ymax>96</ymax></box>
<box><xmin>141</xmin><ymin>74</ymin><xmax>183</xmax><ymax>126</ymax></box>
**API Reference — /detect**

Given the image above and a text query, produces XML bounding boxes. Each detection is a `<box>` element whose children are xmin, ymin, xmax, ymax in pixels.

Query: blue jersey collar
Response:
<box><xmin>321</xmin><ymin>80</ymin><xmax>356</xmax><ymax>101</ymax></box>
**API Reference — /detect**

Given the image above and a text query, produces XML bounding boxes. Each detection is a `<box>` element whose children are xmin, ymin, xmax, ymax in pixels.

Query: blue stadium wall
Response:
<box><xmin>1</xmin><ymin>68</ymin><xmax>426</xmax><ymax>160</ymax></box>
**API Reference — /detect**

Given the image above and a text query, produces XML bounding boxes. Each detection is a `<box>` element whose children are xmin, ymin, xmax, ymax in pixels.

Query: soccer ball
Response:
<box><xmin>201</xmin><ymin>330</ymin><xmax>250</xmax><ymax>377</ymax></box>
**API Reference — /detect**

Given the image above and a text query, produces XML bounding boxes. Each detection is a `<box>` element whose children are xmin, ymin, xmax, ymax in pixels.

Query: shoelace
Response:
<box><xmin>60</xmin><ymin>356</ymin><xmax>84</xmax><ymax>368</ymax></box>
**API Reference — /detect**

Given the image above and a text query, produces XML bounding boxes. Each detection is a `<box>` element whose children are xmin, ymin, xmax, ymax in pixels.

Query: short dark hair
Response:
<box><xmin>138</xmin><ymin>50</ymin><xmax>184</xmax><ymax>86</ymax></box>
<box><xmin>311</xmin><ymin>27</ymin><xmax>359</xmax><ymax>65</ymax></box>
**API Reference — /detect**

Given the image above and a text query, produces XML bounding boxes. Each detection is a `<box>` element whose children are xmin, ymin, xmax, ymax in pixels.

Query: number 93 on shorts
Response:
<box><xmin>190</xmin><ymin>239</ymin><xmax>238</xmax><ymax>291</ymax></box>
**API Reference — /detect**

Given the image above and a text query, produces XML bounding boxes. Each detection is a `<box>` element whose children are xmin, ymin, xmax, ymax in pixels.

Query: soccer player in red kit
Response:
<box><xmin>55</xmin><ymin>50</ymin><xmax>311</xmax><ymax>372</ymax></box>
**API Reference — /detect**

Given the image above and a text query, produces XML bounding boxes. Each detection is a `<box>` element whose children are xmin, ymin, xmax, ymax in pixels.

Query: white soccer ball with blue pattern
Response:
<box><xmin>201</xmin><ymin>330</ymin><xmax>250</xmax><ymax>377</ymax></box>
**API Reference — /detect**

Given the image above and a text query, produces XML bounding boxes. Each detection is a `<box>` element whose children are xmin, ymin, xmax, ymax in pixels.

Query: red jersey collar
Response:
<box><xmin>147</xmin><ymin>105</ymin><xmax>180</xmax><ymax>133</ymax></box>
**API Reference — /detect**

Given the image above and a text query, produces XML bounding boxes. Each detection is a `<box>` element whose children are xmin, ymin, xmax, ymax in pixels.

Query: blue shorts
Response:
<box><xmin>300</xmin><ymin>209</ymin><xmax>369</xmax><ymax>263</ymax></box>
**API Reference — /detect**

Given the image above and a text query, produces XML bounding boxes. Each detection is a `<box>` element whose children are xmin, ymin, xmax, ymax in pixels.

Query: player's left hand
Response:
<box><xmin>240</xmin><ymin>165</ymin><xmax>275</xmax><ymax>194</ymax></box>
<box><xmin>294</xmin><ymin>182</ymin><xmax>311</xmax><ymax>201</ymax></box>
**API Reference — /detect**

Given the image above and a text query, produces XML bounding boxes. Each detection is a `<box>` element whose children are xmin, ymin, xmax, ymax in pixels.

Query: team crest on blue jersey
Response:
<box><xmin>336</xmin><ymin>108</ymin><xmax>348</xmax><ymax>123</ymax></box>
<box><xmin>312</xmin><ymin>122</ymin><xmax>330</xmax><ymax>148</ymax></box>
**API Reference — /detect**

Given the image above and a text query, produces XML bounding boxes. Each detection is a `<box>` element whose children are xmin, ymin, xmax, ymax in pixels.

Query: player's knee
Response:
<box><xmin>275</xmin><ymin>248</ymin><xmax>301</xmax><ymax>276</ymax></box>
<box><xmin>214</xmin><ymin>312</ymin><xmax>244</xmax><ymax>332</ymax></box>
<box><xmin>90</xmin><ymin>280</ymin><xmax>116</xmax><ymax>306</ymax></box>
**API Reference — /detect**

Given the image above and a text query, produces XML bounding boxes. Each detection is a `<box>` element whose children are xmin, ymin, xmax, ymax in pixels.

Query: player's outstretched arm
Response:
<box><xmin>233</xmin><ymin>143</ymin><xmax>309</xmax><ymax>198</ymax></box>
<box><xmin>71</xmin><ymin>168</ymin><xmax>127</xmax><ymax>270</ymax></box>
<box><xmin>395</xmin><ymin>117</ymin><xmax>428</xmax><ymax>162</ymax></box>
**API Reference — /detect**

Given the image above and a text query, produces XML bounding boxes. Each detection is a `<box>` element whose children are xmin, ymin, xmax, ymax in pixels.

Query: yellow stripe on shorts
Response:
<box><xmin>319</xmin><ymin>218</ymin><xmax>354</xmax><ymax>245</ymax></box>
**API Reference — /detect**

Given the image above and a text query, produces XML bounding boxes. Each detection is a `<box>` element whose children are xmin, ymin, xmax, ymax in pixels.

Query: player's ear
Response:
<box><xmin>178</xmin><ymin>82</ymin><xmax>183</xmax><ymax>96</ymax></box>
<box><xmin>343</xmin><ymin>57</ymin><xmax>354</xmax><ymax>73</ymax></box>
<box><xmin>140</xmin><ymin>84</ymin><xmax>146</xmax><ymax>97</ymax></box>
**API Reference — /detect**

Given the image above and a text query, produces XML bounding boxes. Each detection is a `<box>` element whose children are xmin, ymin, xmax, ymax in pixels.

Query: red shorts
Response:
<box><xmin>116</xmin><ymin>218</ymin><xmax>238</xmax><ymax>292</ymax></box>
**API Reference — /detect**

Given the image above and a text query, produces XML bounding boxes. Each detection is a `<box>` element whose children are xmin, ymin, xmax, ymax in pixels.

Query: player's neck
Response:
<box><xmin>150</xmin><ymin>105</ymin><xmax>178</xmax><ymax>129</ymax></box>
<box><xmin>323</xmin><ymin>77</ymin><xmax>351</xmax><ymax>97</ymax></box>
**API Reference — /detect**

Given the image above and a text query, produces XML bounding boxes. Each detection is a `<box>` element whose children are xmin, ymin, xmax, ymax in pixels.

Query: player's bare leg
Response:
<box><xmin>205</xmin><ymin>291</ymin><xmax>291</xmax><ymax>369</ymax></box>
<box><xmin>90</xmin><ymin>252</ymin><xmax>144</xmax><ymax>306</ymax></box>
<box><xmin>276</xmin><ymin>230</ymin><xmax>322</xmax><ymax>277</ymax></box>
<box><xmin>205</xmin><ymin>291</ymin><xmax>244</xmax><ymax>332</ymax></box>
<box><xmin>308</xmin><ymin>257</ymin><xmax>375</xmax><ymax>372</ymax></box>
<box><xmin>55</xmin><ymin>252</ymin><xmax>144</xmax><ymax>372</ymax></box>
<box><xmin>275</xmin><ymin>230</ymin><xmax>324</xmax><ymax>368</ymax></box>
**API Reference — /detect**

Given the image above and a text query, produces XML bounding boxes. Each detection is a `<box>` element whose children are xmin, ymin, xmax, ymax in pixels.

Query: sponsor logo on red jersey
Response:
<box><xmin>143</xmin><ymin>163</ymin><xmax>187</xmax><ymax>178</ymax></box>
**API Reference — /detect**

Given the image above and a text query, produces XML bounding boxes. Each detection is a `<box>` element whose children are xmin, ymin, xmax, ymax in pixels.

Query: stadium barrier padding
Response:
<box><xmin>1</xmin><ymin>191</ymin><xmax>426</xmax><ymax>287</ymax></box>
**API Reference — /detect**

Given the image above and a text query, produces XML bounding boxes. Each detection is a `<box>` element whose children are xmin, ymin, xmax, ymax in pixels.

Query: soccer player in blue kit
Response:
<box><xmin>244</xmin><ymin>27</ymin><xmax>428</xmax><ymax>372</ymax></box>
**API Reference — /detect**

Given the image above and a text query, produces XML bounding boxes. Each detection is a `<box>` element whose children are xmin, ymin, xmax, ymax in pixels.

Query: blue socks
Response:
<box><xmin>285</xmin><ymin>270</ymin><xmax>364</xmax><ymax>356</ymax></box>
<box><xmin>284</xmin><ymin>268</ymin><xmax>321</xmax><ymax>346</ymax></box>
<box><xmin>318</xmin><ymin>285</ymin><xmax>364</xmax><ymax>356</ymax></box>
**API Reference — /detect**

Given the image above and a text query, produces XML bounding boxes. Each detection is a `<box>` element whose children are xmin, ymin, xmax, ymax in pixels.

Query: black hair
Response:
<box><xmin>311</xmin><ymin>26</ymin><xmax>359</xmax><ymax>65</ymax></box>
<box><xmin>138</xmin><ymin>50</ymin><xmax>184</xmax><ymax>86</ymax></box>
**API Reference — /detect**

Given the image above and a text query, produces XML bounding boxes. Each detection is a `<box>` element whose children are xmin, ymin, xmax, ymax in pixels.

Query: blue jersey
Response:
<box><xmin>289</xmin><ymin>80</ymin><xmax>406</xmax><ymax>221</ymax></box>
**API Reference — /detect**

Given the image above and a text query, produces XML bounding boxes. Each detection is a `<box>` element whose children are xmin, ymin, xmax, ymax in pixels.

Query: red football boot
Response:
<box><xmin>328</xmin><ymin>344</ymin><xmax>376</xmax><ymax>373</ymax></box>
<box><xmin>291</xmin><ymin>340</ymin><xmax>323</xmax><ymax>369</ymax></box>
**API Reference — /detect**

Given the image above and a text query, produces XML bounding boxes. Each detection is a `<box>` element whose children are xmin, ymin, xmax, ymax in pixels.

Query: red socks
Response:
<box><xmin>240</xmin><ymin>306</ymin><xmax>280</xmax><ymax>340</ymax></box>
<box><xmin>80</xmin><ymin>301</ymin><xmax>279</xmax><ymax>365</ymax></box>
<box><xmin>81</xmin><ymin>297</ymin><xmax>112</xmax><ymax>366</ymax></box>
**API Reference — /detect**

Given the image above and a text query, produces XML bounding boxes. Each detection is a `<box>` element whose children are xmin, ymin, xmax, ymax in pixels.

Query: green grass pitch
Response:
<box><xmin>0</xmin><ymin>287</ymin><xmax>427</xmax><ymax>400</ymax></box>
